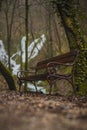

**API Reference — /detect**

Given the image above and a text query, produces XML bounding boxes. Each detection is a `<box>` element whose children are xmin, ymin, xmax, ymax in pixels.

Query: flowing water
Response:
<box><xmin>0</xmin><ymin>34</ymin><xmax>46</xmax><ymax>93</ymax></box>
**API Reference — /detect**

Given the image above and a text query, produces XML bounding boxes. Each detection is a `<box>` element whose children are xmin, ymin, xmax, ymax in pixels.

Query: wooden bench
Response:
<box><xmin>17</xmin><ymin>50</ymin><xmax>79</xmax><ymax>94</ymax></box>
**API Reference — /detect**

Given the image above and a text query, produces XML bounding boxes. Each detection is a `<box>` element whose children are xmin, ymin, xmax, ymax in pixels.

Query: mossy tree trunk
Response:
<box><xmin>52</xmin><ymin>0</ymin><xmax>87</xmax><ymax>94</ymax></box>
<box><xmin>0</xmin><ymin>61</ymin><xmax>16</xmax><ymax>90</ymax></box>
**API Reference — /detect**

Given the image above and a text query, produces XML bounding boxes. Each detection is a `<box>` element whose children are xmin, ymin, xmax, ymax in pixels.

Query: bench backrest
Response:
<box><xmin>36</xmin><ymin>50</ymin><xmax>78</xmax><ymax>70</ymax></box>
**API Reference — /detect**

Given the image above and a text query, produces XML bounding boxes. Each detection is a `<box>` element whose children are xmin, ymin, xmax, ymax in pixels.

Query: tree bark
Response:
<box><xmin>0</xmin><ymin>61</ymin><xmax>16</xmax><ymax>90</ymax></box>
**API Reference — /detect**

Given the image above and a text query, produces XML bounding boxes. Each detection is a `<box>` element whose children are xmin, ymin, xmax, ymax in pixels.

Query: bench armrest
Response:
<box><xmin>47</xmin><ymin>61</ymin><xmax>74</xmax><ymax>67</ymax></box>
<box><xmin>46</xmin><ymin>61</ymin><xmax>74</xmax><ymax>75</ymax></box>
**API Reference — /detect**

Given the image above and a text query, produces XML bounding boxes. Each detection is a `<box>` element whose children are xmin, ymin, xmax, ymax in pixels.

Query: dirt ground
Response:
<box><xmin>0</xmin><ymin>89</ymin><xmax>87</xmax><ymax>130</ymax></box>
<box><xmin>0</xmin><ymin>75</ymin><xmax>87</xmax><ymax>130</ymax></box>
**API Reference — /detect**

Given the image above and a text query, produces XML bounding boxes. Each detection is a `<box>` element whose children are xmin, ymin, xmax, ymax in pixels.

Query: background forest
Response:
<box><xmin>0</xmin><ymin>1</ymin><xmax>87</xmax><ymax>130</ymax></box>
<box><xmin>0</xmin><ymin>0</ymin><xmax>87</xmax><ymax>95</ymax></box>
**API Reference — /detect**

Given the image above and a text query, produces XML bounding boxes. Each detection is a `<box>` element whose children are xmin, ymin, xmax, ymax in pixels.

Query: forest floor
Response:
<box><xmin>0</xmin><ymin>76</ymin><xmax>87</xmax><ymax>130</ymax></box>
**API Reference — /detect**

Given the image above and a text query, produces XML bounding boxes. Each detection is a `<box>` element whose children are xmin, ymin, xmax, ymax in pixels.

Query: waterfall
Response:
<box><xmin>0</xmin><ymin>34</ymin><xmax>46</xmax><ymax>93</ymax></box>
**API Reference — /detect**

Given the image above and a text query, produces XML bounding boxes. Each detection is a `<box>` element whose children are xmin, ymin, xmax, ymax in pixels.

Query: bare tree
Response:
<box><xmin>4</xmin><ymin>0</ymin><xmax>17</xmax><ymax>70</ymax></box>
<box><xmin>25</xmin><ymin>0</ymin><xmax>29</xmax><ymax>71</ymax></box>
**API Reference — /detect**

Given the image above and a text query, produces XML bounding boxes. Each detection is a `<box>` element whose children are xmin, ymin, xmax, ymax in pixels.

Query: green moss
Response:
<box><xmin>76</xmin><ymin>82</ymin><xmax>87</xmax><ymax>96</ymax></box>
<box><xmin>0</xmin><ymin>61</ymin><xmax>16</xmax><ymax>90</ymax></box>
<box><xmin>52</xmin><ymin>0</ymin><xmax>87</xmax><ymax>95</ymax></box>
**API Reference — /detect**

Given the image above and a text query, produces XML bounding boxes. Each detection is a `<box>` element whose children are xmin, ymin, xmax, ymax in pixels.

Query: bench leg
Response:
<box><xmin>19</xmin><ymin>85</ymin><xmax>21</xmax><ymax>92</ymax></box>
<box><xmin>48</xmin><ymin>81</ymin><xmax>54</xmax><ymax>95</ymax></box>
<box><xmin>68</xmin><ymin>78</ymin><xmax>76</xmax><ymax>95</ymax></box>
<box><xmin>17</xmin><ymin>78</ymin><xmax>22</xmax><ymax>92</ymax></box>
<box><xmin>33</xmin><ymin>81</ymin><xmax>37</xmax><ymax>92</ymax></box>
<box><xmin>49</xmin><ymin>84</ymin><xmax>52</xmax><ymax>94</ymax></box>
<box><xmin>19</xmin><ymin>81</ymin><xmax>22</xmax><ymax>92</ymax></box>
<box><xmin>47</xmin><ymin>78</ymin><xmax>54</xmax><ymax>94</ymax></box>
<box><xmin>72</xmin><ymin>84</ymin><xmax>76</xmax><ymax>95</ymax></box>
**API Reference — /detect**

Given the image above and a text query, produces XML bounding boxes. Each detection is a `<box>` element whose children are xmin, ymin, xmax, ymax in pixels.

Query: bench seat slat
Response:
<box><xmin>19</xmin><ymin>73</ymin><xmax>48</xmax><ymax>81</ymax></box>
<box><xmin>36</xmin><ymin>50</ymin><xmax>78</xmax><ymax>70</ymax></box>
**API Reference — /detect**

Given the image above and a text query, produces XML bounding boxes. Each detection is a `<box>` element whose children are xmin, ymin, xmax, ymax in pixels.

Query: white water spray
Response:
<box><xmin>0</xmin><ymin>35</ymin><xmax>46</xmax><ymax>93</ymax></box>
<box><xmin>0</xmin><ymin>40</ymin><xmax>8</xmax><ymax>65</ymax></box>
<box><xmin>0</xmin><ymin>34</ymin><xmax>46</xmax><ymax>75</ymax></box>
<box><xmin>21</xmin><ymin>34</ymin><xmax>46</xmax><ymax>62</ymax></box>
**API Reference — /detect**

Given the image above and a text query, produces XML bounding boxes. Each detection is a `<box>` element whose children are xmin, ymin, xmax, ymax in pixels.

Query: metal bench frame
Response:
<box><xmin>17</xmin><ymin>50</ymin><xmax>79</xmax><ymax>94</ymax></box>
